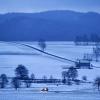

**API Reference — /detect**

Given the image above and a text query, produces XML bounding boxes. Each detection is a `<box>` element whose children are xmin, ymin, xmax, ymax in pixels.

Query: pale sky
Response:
<box><xmin>0</xmin><ymin>0</ymin><xmax>100</xmax><ymax>13</ymax></box>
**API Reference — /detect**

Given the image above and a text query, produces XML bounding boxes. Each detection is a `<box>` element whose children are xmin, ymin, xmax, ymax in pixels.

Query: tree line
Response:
<box><xmin>74</xmin><ymin>34</ymin><xmax>100</xmax><ymax>45</ymax></box>
<box><xmin>0</xmin><ymin>64</ymin><xmax>100</xmax><ymax>91</ymax></box>
<box><xmin>0</xmin><ymin>65</ymin><xmax>79</xmax><ymax>90</ymax></box>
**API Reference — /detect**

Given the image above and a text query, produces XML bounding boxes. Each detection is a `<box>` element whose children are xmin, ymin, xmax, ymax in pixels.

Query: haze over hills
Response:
<box><xmin>0</xmin><ymin>10</ymin><xmax>100</xmax><ymax>41</ymax></box>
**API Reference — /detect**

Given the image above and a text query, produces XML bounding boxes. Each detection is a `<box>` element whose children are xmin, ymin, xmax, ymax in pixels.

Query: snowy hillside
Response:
<box><xmin>0</xmin><ymin>41</ymin><xmax>100</xmax><ymax>81</ymax></box>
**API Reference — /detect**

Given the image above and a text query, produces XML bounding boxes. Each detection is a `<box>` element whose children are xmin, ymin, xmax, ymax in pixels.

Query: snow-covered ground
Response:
<box><xmin>0</xmin><ymin>86</ymin><xmax>100</xmax><ymax>100</ymax></box>
<box><xmin>1</xmin><ymin>92</ymin><xmax>100</xmax><ymax>100</ymax></box>
<box><xmin>0</xmin><ymin>83</ymin><xmax>100</xmax><ymax>100</ymax></box>
<box><xmin>0</xmin><ymin>41</ymin><xmax>100</xmax><ymax>81</ymax></box>
<box><xmin>1</xmin><ymin>41</ymin><xmax>100</xmax><ymax>99</ymax></box>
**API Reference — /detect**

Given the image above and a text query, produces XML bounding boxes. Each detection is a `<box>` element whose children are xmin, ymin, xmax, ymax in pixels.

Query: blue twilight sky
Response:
<box><xmin>0</xmin><ymin>0</ymin><xmax>100</xmax><ymax>13</ymax></box>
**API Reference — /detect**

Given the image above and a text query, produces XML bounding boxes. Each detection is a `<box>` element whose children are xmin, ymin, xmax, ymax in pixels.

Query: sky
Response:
<box><xmin>0</xmin><ymin>0</ymin><xmax>100</xmax><ymax>13</ymax></box>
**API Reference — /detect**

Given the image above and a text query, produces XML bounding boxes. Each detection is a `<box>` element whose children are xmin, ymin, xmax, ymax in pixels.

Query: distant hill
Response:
<box><xmin>0</xmin><ymin>10</ymin><xmax>100</xmax><ymax>41</ymax></box>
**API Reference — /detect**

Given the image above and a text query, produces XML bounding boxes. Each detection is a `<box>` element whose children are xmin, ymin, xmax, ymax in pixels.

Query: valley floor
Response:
<box><xmin>0</xmin><ymin>41</ymin><xmax>100</xmax><ymax>100</ymax></box>
<box><xmin>0</xmin><ymin>88</ymin><xmax>100</xmax><ymax>100</ymax></box>
<box><xmin>0</xmin><ymin>83</ymin><xmax>100</xmax><ymax>100</ymax></box>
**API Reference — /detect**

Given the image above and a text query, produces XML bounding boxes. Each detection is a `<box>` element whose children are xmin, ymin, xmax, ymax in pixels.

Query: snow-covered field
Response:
<box><xmin>0</xmin><ymin>41</ymin><xmax>100</xmax><ymax>81</ymax></box>
<box><xmin>0</xmin><ymin>83</ymin><xmax>100</xmax><ymax>100</ymax></box>
<box><xmin>0</xmin><ymin>87</ymin><xmax>100</xmax><ymax>100</ymax></box>
<box><xmin>0</xmin><ymin>41</ymin><xmax>100</xmax><ymax>99</ymax></box>
<box><xmin>1</xmin><ymin>92</ymin><xmax>100</xmax><ymax>100</ymax></box>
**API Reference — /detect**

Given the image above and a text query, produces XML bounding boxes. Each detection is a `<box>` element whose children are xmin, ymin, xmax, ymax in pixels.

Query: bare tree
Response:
<box><xmin>11</xmin><ymin>77</ymin><xmax>20</xmax><ymax>90</ymax></box>
<box><xmin>42</xmin><ymin>75</ymin><xmax>47</xmax><ymax>80</ymax></box>
<box><xmin>38</xmin><ymin>39</ymin><xmax>46</xmax><ymax>51</ymax></box>
<box><xmin>93</xmin><ymin>46</ymin><xmax>100</xmax><ymax>62</ymax></box>
<box><xmin>24</xmin><ymin>78</ymin><xmax>31</xmax><ymax>88</ymax></box>
<box><xmin>31</xmin><ymin>73</ymin><xmax>35</xmax><ymax>80</ymax></box>
<box><xmin>94</xmin><ymin>77</ymin><xmax>100</xmax><ymax>91</ymax></box>
<box><xmin>49</xmin><ymin>75</ymin><xmax>53</xmax><ymax>80</ymax></box>
<box><xmin>0</xmin><ymin>74</ymin><xmax>8</xmax><ymax>88</ymax></box>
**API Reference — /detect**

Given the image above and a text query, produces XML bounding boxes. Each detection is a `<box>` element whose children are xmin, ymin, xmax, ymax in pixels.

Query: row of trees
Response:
<box><xmin>93</xmin><ymin>45</ymin><xmax>100</xmax><ymax>62</ymax></box>
<box><xmin>0</xmin><ymin>66</ymin><xmax>78</xmax><ymax>89</ymax></box>
<box><xmin>83</xmin><ymin>45</ymin><xmax>100</xmax><ymax>62</ymax></box>
<box><xmin>0</xmin><ymin>65</ymin><xmax>55</xmax><ymax>90</ymax></box>
<box><xmin>74</xmin><ymin>34</ymin><xmax>100</xmax><ymax>45</ymax></box>
<box><xmin>1</xmin><ymin>65</ymin><xmax>100</xmax><ymax>91</ymax></box>
<box><xmin>0</xmin><ymin>65</ymin><xmax>34</xmax><ymax>90</ymax></box>
<box><xmin>61</xmin><ymin>67</ymin><xmax>100</xmax><ymax>91</ymax></box>
<box><xmin>0</xmin><ymin>66</ymin><xmax>79</xmax><ymax>89</ymax></box>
